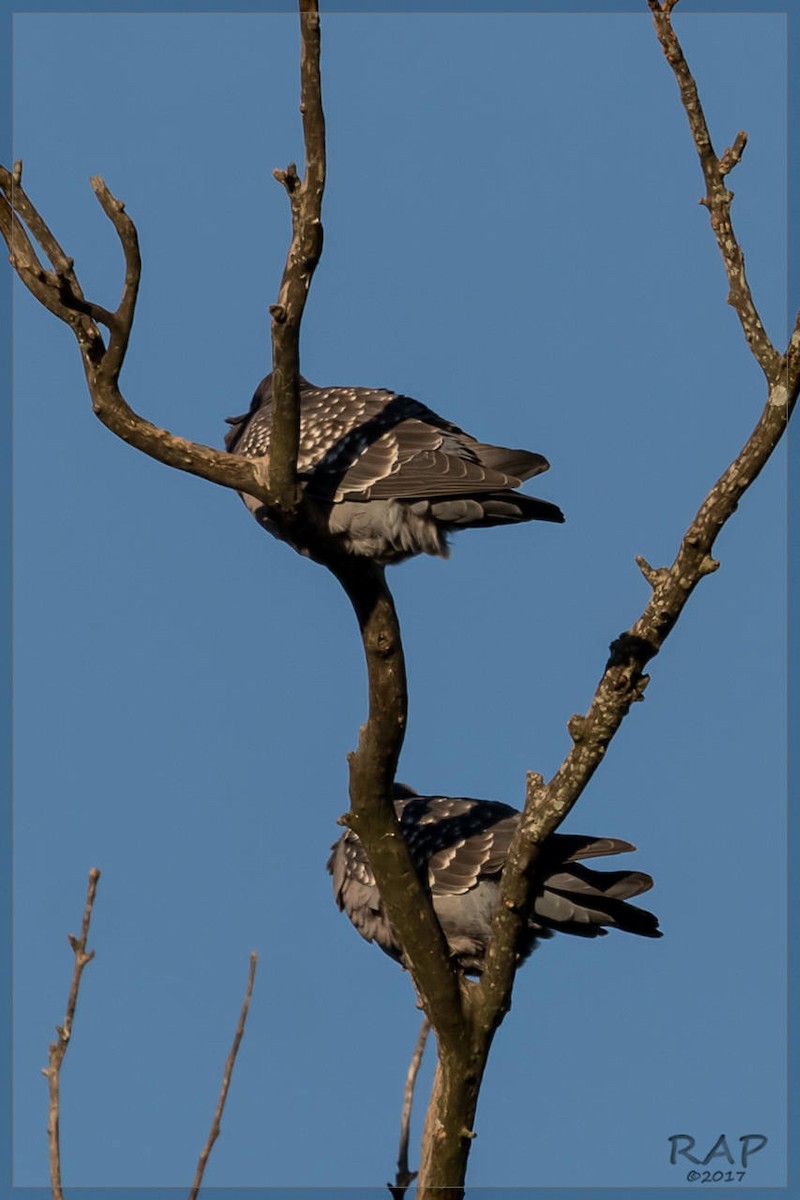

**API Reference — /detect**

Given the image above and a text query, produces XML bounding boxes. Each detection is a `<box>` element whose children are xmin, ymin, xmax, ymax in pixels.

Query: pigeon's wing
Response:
<box><xmin>226</xmin><ymin>378</ymin><xmax>558</xmax><ymax>517</ymax></box>
<box><xmin>329</xmin><ymin>410</ymin><xmax>552</xmax><ymax>503</ymax></box>
<box><xmin>546</xmin><ymin>833</ymin><xmax>639</xmax><ymax>863</ymax></box>
<box><xmin>399</xmin><ymin>796</ymin><xmax>520</xmax><ymax>896</ymax></box>
<box><xmin>328</xmin><ymin>829</ymin><xmax>376</xmax><ymax>900</ymax></box>
<box><xmin>327</xmin><ymin>828</ymin><xmax>404</xmax><ymax>958</ymax></box>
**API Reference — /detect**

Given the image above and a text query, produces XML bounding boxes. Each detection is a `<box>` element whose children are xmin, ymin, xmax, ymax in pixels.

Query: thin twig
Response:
<box><xmin>42</xmin><ymin>867</ymin><xmax>101</xmax><ymax>1200</ymax></box>
<box><xmin>388</xmin><ymin>1016</ymin><xmax>431</xmax><ymax>1200</ymax></box>
<box><xmin>189</xmin><ymin>952</ymin><xmax>258</xmax><ymax>1200</ymax></box>
<box><xmin>89</xmin><ymin>175</ymin><xmax>142</xmax><ymax>380</ymax></box>
<box><xmin>647</xmin><ymin>0</ymin><xmax>780</xmax><ymax>381</ymax></box>
<box><xmin>269</xmin><ymin>0</ymin><xmax>327</xmax><ymax>509</ymax></box>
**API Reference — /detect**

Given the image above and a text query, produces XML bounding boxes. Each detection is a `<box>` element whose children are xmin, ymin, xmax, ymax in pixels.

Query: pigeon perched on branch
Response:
<box><xmin>225</xmin><ymin>375</ymin><xmax>564</xmax><ymax>563</ymax></box>
<box><xmin>328</xmin><ymin>786</ymin><xmax>661</xmax><ymax>975</ymax></box>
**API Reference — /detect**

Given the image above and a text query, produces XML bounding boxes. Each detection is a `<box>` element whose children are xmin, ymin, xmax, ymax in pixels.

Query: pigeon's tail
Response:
<box><xmin>533</xmin><ymin>835</ymin><xmax>661</xmax><ymax>939</ymax></box>
<box><xmin>428</xmin><ymin>491</ymin><xmax>565</xmax><ymax>530</ymax></box>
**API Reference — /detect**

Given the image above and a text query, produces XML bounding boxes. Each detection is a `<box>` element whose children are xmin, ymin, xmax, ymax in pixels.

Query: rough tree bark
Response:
<box><xmin>3</xmin><ymin>1</ymin><xmax>795</xmax><ymax>1195</ymax></box>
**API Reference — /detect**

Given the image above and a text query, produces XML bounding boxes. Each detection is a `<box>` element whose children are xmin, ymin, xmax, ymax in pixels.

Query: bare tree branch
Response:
<box><xmin>647</xmin><ymin>0</ymin><xmax>783</xmax><ymax>382</ymax></box>
<box><xmin>479</xmin><ymin>1</ymin><xmax>799</xmax><ymax>1041</ymax></box>
<box><xmin>0</xmin><ymin>0</ymin><xmax>326</xmax><ymax>513</ymax></box>
<box><xmin>269</xmin><ymin>0</ymin><xmax>467</xmax><ymax>1063</ymax></box>
<box><xmin>0</xmin><ymin>0</ymin><xmax>329</xmax><ymax>533</ymax></box>
<box><xmin>413</xmin><ymin>8</ymin><xmax>798</xmax><ymax>1194</ymax></box>
<box><xmin>388</xmin><ymin>1016</ymin><xmax>430</xmax><ymax>1200</ymax></box>
<box><xmin>89</xmin><ymin>174</ymin><xmax>142</xmax><ymax>380</ymax></box>
<box><xmin>331</xmin><ymin>558</ymin><xmax>465</xmax><ymax>1041</ymax></box>
<box><xmin>189</xmin><ymin>952</ymin><xmax>258</xmax><ymax>1200</ymax></box>
<box><xmin>269</xmin><ymin>0</ymin><xmax>327</xmax><ymax>511</ymax></box>
<box><xmin>42</xmin><ymin>867</ymin><xmax>101</xmax><ymax>1200</ymax></box>
<box><xmin>1</xmin><ymin>163</ymin><xmax>274</xmax><ymax>501</ymax></box>
<box><xmin>2</xmin><ymin>163</ymin><xmax>104</xmax><ymax>339</ymax></box>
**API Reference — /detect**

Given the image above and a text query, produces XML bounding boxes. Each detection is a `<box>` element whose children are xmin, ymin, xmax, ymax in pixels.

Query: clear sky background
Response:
<box><xmin>6</xmin><ymin>5</ymin><xmax>791</xmax><ymax>1197</ymax></box>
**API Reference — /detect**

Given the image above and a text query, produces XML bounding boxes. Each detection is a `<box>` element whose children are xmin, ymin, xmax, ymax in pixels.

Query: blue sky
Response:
<box><xmin>5</xmin><ymin>5</ymin><xmax>792</xmax><ymax>1197</ymax></box>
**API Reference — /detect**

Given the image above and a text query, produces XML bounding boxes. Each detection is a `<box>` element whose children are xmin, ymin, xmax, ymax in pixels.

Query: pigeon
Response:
<box><xmin>328</xmin><ymin>786</ymin><xmax>660</xmax><ymax>975</ymax></box>
<box><xmin>225</xmin><ymin>375</ymin><xmax>564</xmax><ymax>563</ymax></box>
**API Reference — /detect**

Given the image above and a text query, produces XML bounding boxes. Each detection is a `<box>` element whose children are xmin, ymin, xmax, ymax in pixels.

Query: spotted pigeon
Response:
<box><xmin>328</xmin><ymin>786</ymin><xmax>661</xmax><ymax>975</ymax></box>
<box><xmin>225</xmin><ymin>375</ymin><xmax>564</xmax><ymax>563</ymax></box>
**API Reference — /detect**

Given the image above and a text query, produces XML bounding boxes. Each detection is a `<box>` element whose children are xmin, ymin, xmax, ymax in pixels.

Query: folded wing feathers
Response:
<box><xmin>226</xmin><ymin>377</ymin><xmax>562</xmax><ymax>509</ymax></box>
<box><xmin>469</xmin><ymin>442</ymin><xmax>551</xmax><ymax>481</ymax></box>
<box><xmin>547</xmin><ymin>834</ymin><xmax>639</xmax><ymax>863</ymax></box>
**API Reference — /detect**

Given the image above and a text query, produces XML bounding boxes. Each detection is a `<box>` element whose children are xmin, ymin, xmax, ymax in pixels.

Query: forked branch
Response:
<box><xmin>0</xmin><ymin>163</ymin><xmax>270</xmax><ymax>499</ymax></box>
<box><xmin>0</xmin><ymin>1</ymin><xmax>327</xmax><ymax>513</ymax></box>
